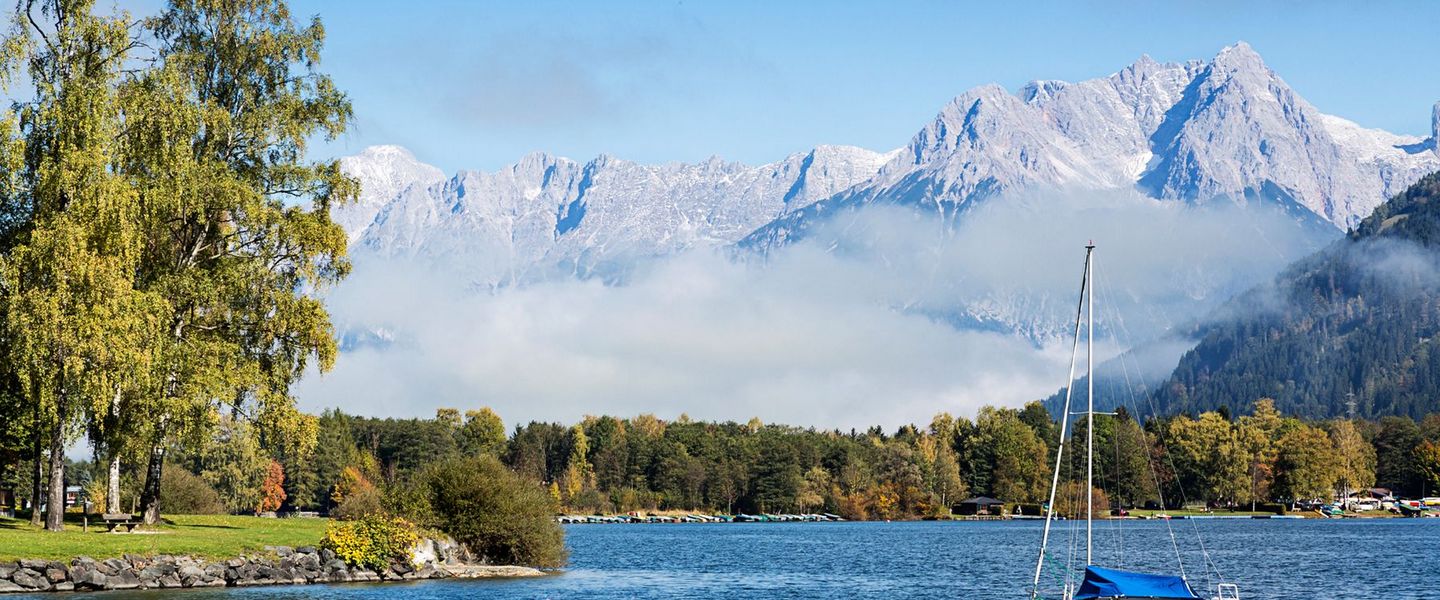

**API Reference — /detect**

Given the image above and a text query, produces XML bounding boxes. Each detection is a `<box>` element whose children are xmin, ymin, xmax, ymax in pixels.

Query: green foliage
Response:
<box><xmin>283</xmin><ymin>408</ymin><xmax>355</xmax><ymax>510</ymax></box>
<box><xmin>119</xmin><ymin>0</ymin><xmax>354</xmax><ymax>522</ymax></box>
<box><xmin>0</xmin><ymin>0</ymin><xmax>166</xmax><ymax>531</ymax></box>
<box><xmin>458</xmin><ymin>408</ymin><xmax>507</xmax><ymax>457</ymax></box>
<box><xmin>345</xmin><ymin>415</ymin><xmax>459</xmax><ymax>477</ymax></box>
<box><xmin>179</xmin><ymin>415</ymin><xmax>268</xmax><ymax>514</ymax></box>
<box><xmin>1416</xmin><ymin>440</ymin><xmax>1440</xmax><ymax>496</ymax></box>
<box><xmin>975</xmin><ymin>406</ymin><xmax>1049</xmax><ymax>503</ymax></box>
<box><xmin>0</xmin><ymin>0</ymin><xmax>355</xmax><ymax>528</ymax></box>
<box><xmin>416</xmin><ymin>455</ymin><xmax>567</xmax><ymax>569</ymax></box>
<box><xmin>1373</xmin><ymin>416</ymin><xmax>1424</xmax><ymax>497</ymax></box>
<box><xmin>1157</xmin><ymin>173</ymin><xmax>1440</xmax><ymax>421</ymax></box>
<box><xmin>1255</xmin><ymin>502</ymin><xmax>1287</xmax><ymax>515</ymax></box>
<box><xmin>1166</xmin><ymin>412</ymin><xmax>1249</xmax><ymax>504</ymax></box>
<box><xmin>1273</xmin><ymin>424</ymin><xmax>1340</xmax><ymax>501</ymax></box>
<box><xmin>319</xmin><ymin>515</ymin><xmax>418</xmax><ymax>572</ymax></box>
<box><xmin>158</xmin><ymin>468</ymin><xmax>225</xmax><ymax>515</ymax></box>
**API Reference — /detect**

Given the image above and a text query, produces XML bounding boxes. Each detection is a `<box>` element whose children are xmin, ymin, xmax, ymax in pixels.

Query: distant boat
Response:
<box><xmin>1027</xmin><ymin>244</ymin><xmax>1241</xmax><ymax>600</ymax></box>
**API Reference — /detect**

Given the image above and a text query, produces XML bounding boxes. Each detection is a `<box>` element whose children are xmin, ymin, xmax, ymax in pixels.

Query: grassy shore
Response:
<box><xmin>0</xmin><ymin>514</ymin><xmax>329</xmax><ymax>561</ymax></box>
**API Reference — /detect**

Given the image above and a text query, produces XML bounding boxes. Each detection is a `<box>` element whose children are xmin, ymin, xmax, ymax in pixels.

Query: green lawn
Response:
<box><xmin>0</xmin><ymin>514</ymin><xmax>330</xmax><ymax>561</ymax></box>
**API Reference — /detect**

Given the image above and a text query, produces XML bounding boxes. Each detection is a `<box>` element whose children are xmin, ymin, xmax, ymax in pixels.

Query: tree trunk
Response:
<box><xmin>44</xmin><ymin>414</ymin><xmax>66</xmax><ymax>531</ymax></box>
<box><xmin>107</xmin><ymin>452</ymin><xmax>121</xmax><ymax>514</ymax></box>
<box><xmin>29</xmin><ymin>428</ymin><xmax>43</xmax><ymax>527</ymax></box>
<box><xmin>106</xmin><ymin>387</ymin><xmax>122</xmax><ymax>515</ymax></box>
<box><xmin>139</xmin><ymin>443</ymin><xmax>165</xmax><ymax>525</ymax></box>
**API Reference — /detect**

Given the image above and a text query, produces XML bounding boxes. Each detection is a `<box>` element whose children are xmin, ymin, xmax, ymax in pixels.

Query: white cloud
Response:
<box><xmin>297</xmin><ymin>250</ymin><xmax>1070</xmax><ymax>430</ymax></box>
<box><xmin>294</xmin><ymin>190</ymin><xmax>1334</xmax><ymax>429</ymax></box>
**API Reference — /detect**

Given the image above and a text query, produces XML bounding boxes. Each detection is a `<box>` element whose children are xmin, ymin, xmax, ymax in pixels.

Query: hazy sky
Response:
<box><xmin>267</xmin><ymin>0</ymin><xmax>1440</xmax><ymax>173</ymax></box>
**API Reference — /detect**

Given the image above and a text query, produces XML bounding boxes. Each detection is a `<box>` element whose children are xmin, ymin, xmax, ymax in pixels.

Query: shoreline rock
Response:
<box><xmin>0</xmin><ymin>542</ymin><xmax>545</xmax><ymax>594</ymax></box>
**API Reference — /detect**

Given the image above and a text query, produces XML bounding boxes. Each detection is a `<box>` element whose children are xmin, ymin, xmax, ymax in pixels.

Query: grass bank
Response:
<box><xmin>0</xmin><ymin>514</ymin><xmax>328</xmax><ymax>561</ymax></box>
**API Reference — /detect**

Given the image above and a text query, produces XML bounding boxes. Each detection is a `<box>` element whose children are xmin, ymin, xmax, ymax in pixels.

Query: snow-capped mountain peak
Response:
<box><xmin>335</xmin><ymin>145</ymin><xmax>446</xmax><ymax>242</ymax></box>
<box><xmin>741</xmin><ymin>42</ymin><xmax>1437</xmax><ymax>250</ymax></box>
<box><xmin>338</xmin><ymin>143</ymin><xmax>898</xmax><ymax>285</ymax></box>
<box><xmin>337</xmin><ymin>43</ymin><xmax>1438</xmax><ymax>306</ymax></box>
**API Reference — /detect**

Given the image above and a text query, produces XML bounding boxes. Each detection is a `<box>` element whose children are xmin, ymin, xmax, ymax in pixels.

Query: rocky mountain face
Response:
<box><xmin>743</xmin><ymin>43</ymin><xmax>1439</xmax><ymax>248</ymax></box>
<box><xmin>335</xmin><ymin>145</ymin><xmax>446</xmax><ymax>243</ymax></box>
<box><xmin>341</xmin><ymin>145</ymin><xmax>895</xmax><ymax>286</ymax></box>
<box><xmin>331</xmin><ymin>43</ymin><xmax>1438</xmax><ymax>349</ymax></box>
<box><xmin>340</xmin><ymin>44</ymin><xmax>1436</xmax><ymax>273</ymax></box>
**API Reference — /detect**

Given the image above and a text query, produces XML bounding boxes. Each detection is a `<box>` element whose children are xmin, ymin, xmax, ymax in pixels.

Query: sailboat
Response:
<box><xmin>1028</xmin><ymin>243</ymin><xmax>1240</xmax><ymax>600</ymax></box>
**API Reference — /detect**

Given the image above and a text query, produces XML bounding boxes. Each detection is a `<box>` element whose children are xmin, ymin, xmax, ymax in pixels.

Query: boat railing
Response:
<box><xmin>1215</xmin><ymin>583</ymin><xmax>1241</xmax><ymax>600</ymax></box>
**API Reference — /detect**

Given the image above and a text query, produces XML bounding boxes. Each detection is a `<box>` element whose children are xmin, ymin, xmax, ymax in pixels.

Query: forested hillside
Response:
<box><xmin>1155</xmin><ymin>172</ymin><xmax>1440</xmax><ymax>420</ymax></box>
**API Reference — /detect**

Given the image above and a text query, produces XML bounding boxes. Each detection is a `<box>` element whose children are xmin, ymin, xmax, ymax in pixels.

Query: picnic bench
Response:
<box><xmin>102</xmin><ymin>513</ymin><xmax>140</xmax><ymax>532</ymax></box>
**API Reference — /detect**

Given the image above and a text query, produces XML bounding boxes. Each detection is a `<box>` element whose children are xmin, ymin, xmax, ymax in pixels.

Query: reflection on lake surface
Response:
<box><xmin>24</xmin><ymin>519</ymin><xmax>1438</xmax><ymax>599</ymax></box>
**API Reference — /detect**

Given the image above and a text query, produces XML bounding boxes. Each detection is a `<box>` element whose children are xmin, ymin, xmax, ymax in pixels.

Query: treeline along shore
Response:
<box><xmin>320</xmin><ymin>399</ymin><xmax>1440</xmax><ymax>520</ymax></box>
<box><xmin>25</xmin><ymin>398</ymin><xmax>1428</xmax><ymax>529</ymax></box>
<box><xmin>13</xmin><ymin>397</ymin><xmax>1438</xmax><ymax>543</ymax></box>
<box><xmin>4</xmin><ymin>400</ymin><xmax>1438</xmax><ymax>593</ymax></box>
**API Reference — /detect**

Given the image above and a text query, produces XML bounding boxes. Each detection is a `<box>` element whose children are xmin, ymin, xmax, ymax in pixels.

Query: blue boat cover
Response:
<box><xmin>1073</xmin><ymin>566</ymin><xmax>1202</xmax><ymax>599</ymax></box>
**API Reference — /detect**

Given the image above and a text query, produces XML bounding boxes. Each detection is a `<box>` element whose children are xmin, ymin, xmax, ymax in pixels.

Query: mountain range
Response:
<box><xmin>328</xmin><ymin>43</ymin><xmax>1440</xmax><ymax>414</ymax></box>
<box><xmin>339</xmin><ymin>43</ymin><xmax>1437</xmax><ymax>275</ymax></box>
<box><xmin>336</xmin><ymin>144</ymin><xmax>896</xmax><ymax>286</ymax></box>
<box><xmin>745</xmin><ymin>43</ymin><xmax>1438</xmax><ymax>248</ymax></box>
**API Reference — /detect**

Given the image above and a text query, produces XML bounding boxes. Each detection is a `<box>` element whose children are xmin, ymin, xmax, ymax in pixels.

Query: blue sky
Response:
<box><xmin>132</xmin><ymin>0</ymin><xmax>1440</xmax><ymax>173</ymax></box>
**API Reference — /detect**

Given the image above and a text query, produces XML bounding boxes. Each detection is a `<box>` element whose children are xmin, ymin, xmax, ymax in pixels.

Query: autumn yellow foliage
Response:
<box><xmin>319</xmin><ymin>515</ymin><xmax>418</xmax><ymax>572</ymax></box>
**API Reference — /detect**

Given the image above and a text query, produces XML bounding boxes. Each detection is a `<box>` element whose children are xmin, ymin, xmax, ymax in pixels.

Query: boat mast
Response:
<box><xmin>1029</xmin><ymin>243</ymin><xmax>1094</xmax><ymax>599</ymax></box>
<box><xmin>1085</xmin><ymin>243</ymin><xmax>1095</xmax><ymax>566</ymax></box>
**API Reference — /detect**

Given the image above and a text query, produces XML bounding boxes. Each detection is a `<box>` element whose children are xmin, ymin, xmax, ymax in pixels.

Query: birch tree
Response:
<box><xmin>0</xmin><ymin>0</ymin><xmax>162</xmax><ymax>531</ymax></box>
<box><xmin>121</xmin><ymin>0</ymin><xmax>354</xmax><ymax>524</ymax></box>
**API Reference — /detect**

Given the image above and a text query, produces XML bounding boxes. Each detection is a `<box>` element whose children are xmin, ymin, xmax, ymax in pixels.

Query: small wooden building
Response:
<box><xmin>955</xmin><ymin>496</ymin><xmax>1005</xmax><ymax>516</ymax></box>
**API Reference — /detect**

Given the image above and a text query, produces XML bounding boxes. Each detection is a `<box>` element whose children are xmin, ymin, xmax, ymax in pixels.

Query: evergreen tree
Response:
<box><xmin>1373</xmin><ymin>416</ymin><xmax>1422</xmax><ymax>496</ymax></box>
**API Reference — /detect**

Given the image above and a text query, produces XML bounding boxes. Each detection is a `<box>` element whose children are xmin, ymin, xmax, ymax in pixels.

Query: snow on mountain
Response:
<box><xmin>331</xmin><ymin>43</ymin><xmax>1436</xmax><ymax>348</ymax></box>
<box><xmin>1137</xmin><ymin>43</ymin><xmax>1433</xmax><ymax>226</ymax></box>
<box><xmin>335</xmin><ymin>145</ymin><xmax>446</xmax><ymax>242</ymax></box>
<box><xmin>338</xmin><ymin>144</ymin><xmax>895</xmax><ymax>285</ymax></box>
<box><xmin>744</xmin><ymin>42</ymin><xmax>1439</xmax><ymax>249</ymax></box>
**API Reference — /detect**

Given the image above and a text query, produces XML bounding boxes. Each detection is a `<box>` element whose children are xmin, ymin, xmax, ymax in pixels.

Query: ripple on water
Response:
<box><xmin>28</xmin><ymin>519</ymin><xmax>1439</xmax><ymax>600</ymax></box>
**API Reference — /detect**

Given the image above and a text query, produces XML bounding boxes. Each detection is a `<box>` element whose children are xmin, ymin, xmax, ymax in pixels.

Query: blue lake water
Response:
<box><xmin>26</xmin><ymin>519</ymin><xmax>1439</xmax><ymax>599</ymax></box>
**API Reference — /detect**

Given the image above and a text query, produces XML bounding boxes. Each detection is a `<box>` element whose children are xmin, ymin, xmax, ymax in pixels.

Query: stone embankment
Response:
<box><xmin>0</xmin><ymin>542</ymin><xmax>542</xmax><ymax>594</ymax></box>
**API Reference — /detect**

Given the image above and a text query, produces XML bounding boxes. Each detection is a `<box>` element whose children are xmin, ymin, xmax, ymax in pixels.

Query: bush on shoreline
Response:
<box><xmin>416</xmin><ymin>455</ymin><xmax>567</xmax><ymax>569</ymax></box>
<box><xmin>320</xmin><ymin>515</ymin><xmax>419</xmax><ymax>571</ymax></box>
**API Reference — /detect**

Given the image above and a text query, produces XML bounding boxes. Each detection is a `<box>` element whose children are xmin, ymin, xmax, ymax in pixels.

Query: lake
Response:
<box><xmin>22</xmin><ymin>519</ymin><xmax>1438</xmax><ymax>599</ymax></box>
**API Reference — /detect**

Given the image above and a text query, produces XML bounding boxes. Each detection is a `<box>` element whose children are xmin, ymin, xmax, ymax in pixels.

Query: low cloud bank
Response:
<box><xmin>295</xmin><ymin>191</ymin><xmax>1335</xmax><ymax>429</ymax></box>
<box><xmin>298</xmin><ymin>252</ymin><xmax>1073</xmax><ymax>430</ymax></box>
